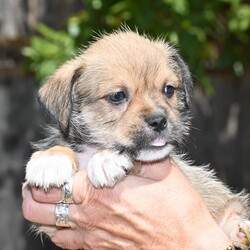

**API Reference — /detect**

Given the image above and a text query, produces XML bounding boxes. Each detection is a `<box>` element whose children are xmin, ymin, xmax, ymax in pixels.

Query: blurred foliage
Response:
<box><xmin>23</xmin><ymin>0</ymin><xmax>250</xmax><ymax>94</ymax></box>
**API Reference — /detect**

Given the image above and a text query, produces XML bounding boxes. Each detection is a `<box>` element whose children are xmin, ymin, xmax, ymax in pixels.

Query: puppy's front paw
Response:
<box><xmin>223</xmin><ymin>214</ymin><xmax>250</xmax><ymax>249</ymax></box>
<box><xmin>87</xmin><ymin>150</ymin><xmax>133</xmax><ymax>188</ymax></box>
<box><xmin>236</xmin><ymin>220</ymin><xmax>250</xmax><ymax>249</ymax></box>
<box><xmin>26</xmin><ymin>146</ymin><xmax>78</xmax><ymax>189</ymax></box>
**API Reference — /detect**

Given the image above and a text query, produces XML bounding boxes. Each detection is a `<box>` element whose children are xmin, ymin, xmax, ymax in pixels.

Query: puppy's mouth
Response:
<box><xmin>149</xmin><ymin>138</ymin><xmax>168</xmax><ymax>147</ymax></box>
<box><xmin>120</xmin><ymin>136</ymin><xmax>174</xmax><ymax>163</ymax></box>
<box><xmin>135</xmin><ymin>142</ymin><xmax>173</xmax><ymax>162</ymax></box>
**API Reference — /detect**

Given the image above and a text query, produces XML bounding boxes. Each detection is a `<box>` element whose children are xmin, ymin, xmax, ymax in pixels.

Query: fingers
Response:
<box><xmin>26</xmin><ymin>157</ymin><xmax>171</xmax><ymax>207</ymax></box>
<box><xmin>31</xmin><ymin>186</ymin><xmax>62</xmax><ymax>203</ymax></box>
<box><xmin>22</xmin><ymin>185</ymin><xmax>55</xmax><ymax>225</ymax></box>
<box><xmin>51</xmin><ymin>226</ymin><xmax>130</xmax><ymax>250</ymax></box>
<box><xmin>24</xmin><ymin>171</ymin><xmax>90</xmax><ymax>205</ymax></box>
<box><xmin>70</xmin><ymin>170</ymin><xmax>93</xmax><ymax>204</ymax></box>
<box><xmin>51</xmin><ymin>229</ymin><xmax>87</xmax><ymax>250</ymax></box>
<box><xmin>22</xmin><ymin>184</ymin><xmax>77</xmax><ymax>226</ymax></box>
<box><xmin>22</xmin><ymin>171</ymin><xmax>92</xmax><ymax>226</ymax></box>
<box><xmin>22</xmin><ymin>162</ymin><xmax>172</xmax><ymax>227</ymax></box>
<box><xmin>26</xmin><ymin>157</ymin><xmax>173</xmax><ymax>205</ymax></box>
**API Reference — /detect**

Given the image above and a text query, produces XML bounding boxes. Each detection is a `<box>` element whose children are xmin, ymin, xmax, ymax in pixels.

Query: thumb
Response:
<box><xmin>73</xmin><ymin>158</ymin><xmax>174</xmax><ymax>204</ymax></box>
<box><xmin>139</xmin><ymin>157</ymin><xmax>173</xmax><ymax>181</ymax></box>
<box><xmin>72</xmin><ymin>170</ymin><xmax>96</xmax><ymax>205</ymax></box>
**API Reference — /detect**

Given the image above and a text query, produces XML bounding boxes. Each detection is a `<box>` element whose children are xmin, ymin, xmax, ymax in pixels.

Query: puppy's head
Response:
<box><xmin>39</xmin><ymin>29</ymin><xmax>193</xmax><ymax>161</ymax></box>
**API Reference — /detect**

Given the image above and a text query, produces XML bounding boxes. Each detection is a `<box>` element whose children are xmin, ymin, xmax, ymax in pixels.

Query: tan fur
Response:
<box><xmin>39</xmin><ymin>31</ymin><xmax>181</xmax><ymax>146</ymax></box>
<box><xmin>31</xmin><ymin>146</ymin><xmax>79</xmax><ymax>173</ymax></box>
<box><xmin>39</xmin><ymin>60</ymin><xmax>83</xmax><ymax>129</ymax></box>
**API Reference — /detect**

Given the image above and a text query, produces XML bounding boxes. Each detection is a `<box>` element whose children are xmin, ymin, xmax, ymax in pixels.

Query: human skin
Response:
<box><xmin>22</xmin><ymin>158</ymin><xmax>232</xmax><ymax>250</ymax></box>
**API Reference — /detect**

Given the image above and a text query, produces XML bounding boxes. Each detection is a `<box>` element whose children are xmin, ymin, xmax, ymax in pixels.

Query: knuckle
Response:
<box><xmin>73</xmin><ymin>171</ymin><xmax>92</xmax><ymax>204</ymax></box>
<box><xmin>22</xmin><ymin>198</ymin><xmax>34</xmax><ymax>221</ymax></box>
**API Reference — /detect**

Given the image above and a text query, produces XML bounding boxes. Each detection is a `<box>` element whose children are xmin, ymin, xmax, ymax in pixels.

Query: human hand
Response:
<box><xmin>22</xmin><ymin>158</ymin><xmax>232</xmax><ymax>250</ymax></box>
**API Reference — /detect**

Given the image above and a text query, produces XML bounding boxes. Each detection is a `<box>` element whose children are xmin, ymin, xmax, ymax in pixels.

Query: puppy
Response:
<box><xmin>26</xmin><ymin>29</ymin><xmax>250</xmax><ymax>249</ymax></box>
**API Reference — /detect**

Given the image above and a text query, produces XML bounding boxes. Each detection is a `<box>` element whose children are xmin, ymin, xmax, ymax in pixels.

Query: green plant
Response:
<box><xmin>23</xmin><ymin>0</ymin><xmax>250</xmax><ymax>94</ymax></box>
<box><xmin>22</xmin><ymin>24</ymin><xmax>76</xmax><ymax>81</ymax></box>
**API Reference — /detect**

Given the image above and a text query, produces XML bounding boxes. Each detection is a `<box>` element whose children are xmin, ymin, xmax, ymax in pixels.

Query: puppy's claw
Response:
<box><xmin>87</xmin><ymin>150</ymin><xmax>133</xmax><ymax>188</ymax></box>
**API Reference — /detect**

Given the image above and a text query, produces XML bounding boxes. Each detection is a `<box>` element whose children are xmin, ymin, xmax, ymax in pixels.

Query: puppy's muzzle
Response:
<box><xmin>145</xmin><ymin>113</ymin><xmax>167</xmax><ymax>133</ymax></box>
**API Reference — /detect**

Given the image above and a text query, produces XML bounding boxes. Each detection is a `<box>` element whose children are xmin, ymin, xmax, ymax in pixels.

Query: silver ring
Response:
<box><xmin>55</xmin><ymin>203</ymin><xmax>70</xmax><ymax>227</ymax></box>
<box><xmin>61</xmin><ymin>178</ymin><xmax>74</xmax><ymax>203</ymax></box>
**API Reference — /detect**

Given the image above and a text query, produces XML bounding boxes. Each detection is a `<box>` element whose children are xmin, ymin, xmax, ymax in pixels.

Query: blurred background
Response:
<box><xmin>0</xmin><ymin>0</ymin><xmax>249</xmax><ymax>249</ymax></box>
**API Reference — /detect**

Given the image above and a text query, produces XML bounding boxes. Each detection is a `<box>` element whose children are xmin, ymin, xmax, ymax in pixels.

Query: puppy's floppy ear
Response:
<box><xmin>171</xmin><ymin>53</ymin><xmax>194</xmax><ymax>108</ymax></box>
<box><xmin>38</xmin><ymin>60</ymin><xmax>83</xmax><ymax>135</ymax></box>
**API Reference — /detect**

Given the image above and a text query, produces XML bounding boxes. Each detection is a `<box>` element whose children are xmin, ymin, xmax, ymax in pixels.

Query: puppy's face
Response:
<box><xmin>39</xmin><ymin>30</ymin><xmax>193</xmax><ymax>161</ymax></box>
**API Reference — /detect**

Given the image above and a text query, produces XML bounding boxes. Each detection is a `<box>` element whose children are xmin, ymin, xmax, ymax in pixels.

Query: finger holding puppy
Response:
<box><xmin>31</xmin><ymin>186</ymin><xmax>61</xmax><ymax>204</ymax></box>
<box><xmin>22</xmin><ymin>183</ymin><xmax>60</xmax><ymax>226</ymax></box>
<box><xmin>28</xmin><ymin>158</ymin><xmax>172</xmax><ymax>205</ymax></box>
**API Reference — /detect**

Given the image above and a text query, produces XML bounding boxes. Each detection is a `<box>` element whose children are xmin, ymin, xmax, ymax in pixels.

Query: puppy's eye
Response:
<box><xmin>163</xmin><ymin>85</ymin><xmax>175</xmax><ymax>98</ymax></box>
<box><xmin>106</xmin><ymin>91</ymin><xmax>127</xmax><ymax>104</ymax></box>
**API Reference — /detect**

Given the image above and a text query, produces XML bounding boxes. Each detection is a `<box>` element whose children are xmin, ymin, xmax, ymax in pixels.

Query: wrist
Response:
<box><xmin>189</xmin><ymin>214</ymin><xmax>232</xmax><ymax>250</ymax></box>
<box><xmin>181</xmin><ymin>198</ymin><xmax>231</xmax><ymax>250</ymax></box>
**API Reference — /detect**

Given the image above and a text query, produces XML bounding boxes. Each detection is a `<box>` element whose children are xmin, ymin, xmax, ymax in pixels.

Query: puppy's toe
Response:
<box><xmin>236</xmin><ymin>220</ymin><xmax>250</xmax><ymax>249</ymax></box>
<box><xmin>26</xmin><ymin>152</ymin><xmax>75</xmax><ymax>189</ymax></box>
<box><xmin>87</xmin><ymin>150</ymin><xmax>133</xmax><ymax>188</ymax></box>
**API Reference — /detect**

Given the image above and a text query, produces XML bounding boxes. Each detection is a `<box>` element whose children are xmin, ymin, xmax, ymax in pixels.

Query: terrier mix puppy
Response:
<box><xmin>26</xmin><ymin>29</ymin><xmax>250</xmax><ymax>248</ymax></box>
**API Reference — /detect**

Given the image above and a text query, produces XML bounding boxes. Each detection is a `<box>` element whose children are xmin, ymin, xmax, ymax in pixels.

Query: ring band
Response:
<box><xmin>55</xmin><ymin>203</ymin><xmax>70</xmax><ymax>227</ymax></box>
<box><xmin>61</xmin><ymin>178</ymin><xmax>73</xmax><ymax>203</ymax></box>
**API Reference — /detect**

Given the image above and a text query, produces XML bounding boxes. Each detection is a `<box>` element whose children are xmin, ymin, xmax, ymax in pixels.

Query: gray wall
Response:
<box><xmin>0</xmin><ymin>1</ymin><xmax>83</xmax><ymax>249</ymax></box>
<box><xmin>190</xmin><ymin>73</ymin><xmax>250</xmax><ymax>190</ymax></box>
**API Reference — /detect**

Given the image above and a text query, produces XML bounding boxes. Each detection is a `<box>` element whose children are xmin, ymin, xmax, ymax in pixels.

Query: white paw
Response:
<box><xmin>87</xmin><ymin>150</ymin><xmax>133</xmax><ymax>188</ymax></box>
<box><xmin>26</xmin><ymin>153</ymin><xmax>74</xmax><ymax>189</ymax></box>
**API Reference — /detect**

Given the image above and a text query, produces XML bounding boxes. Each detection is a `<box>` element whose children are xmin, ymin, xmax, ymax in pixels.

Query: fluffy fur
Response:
<box><xmin>26</xmin><ymin>28</ymin><xmax>250</xmax><ymax>248</ymax></box>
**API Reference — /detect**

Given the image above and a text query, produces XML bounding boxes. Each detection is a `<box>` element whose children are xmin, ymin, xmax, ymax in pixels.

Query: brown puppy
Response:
<box><xmin>26</xmin><ymin>29</ymin><xmax>250</xmax><ymax>248</ymax></box>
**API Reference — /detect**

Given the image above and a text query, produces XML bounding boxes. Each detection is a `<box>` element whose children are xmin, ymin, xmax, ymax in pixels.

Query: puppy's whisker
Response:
<box><xmin>189</xmin><ymin>125</ymin><xmax>201</xmax><ymax>132</ymax></box>
<box><xmin>25</xmin><ymin>224</ymin><xmax>36</xmax><ymax>237</ymax></box>
<box><xmin>26</xmin><ymin>225</ymin><xmax>48</xmax><ymax>247</ymax></box>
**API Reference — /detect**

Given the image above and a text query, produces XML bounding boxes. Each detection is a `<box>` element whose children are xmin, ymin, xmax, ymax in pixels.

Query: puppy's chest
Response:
<box><xmin>76</xmin><ymin>148</ymin><xmax>98</xmax><ymax>170</ymax></box>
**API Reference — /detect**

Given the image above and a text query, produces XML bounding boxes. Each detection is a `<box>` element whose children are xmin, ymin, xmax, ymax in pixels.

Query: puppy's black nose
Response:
<box><xmin>145</xmin><ymin>114</ymin><xmax>167</xmax><ymax>132</ymax></box>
